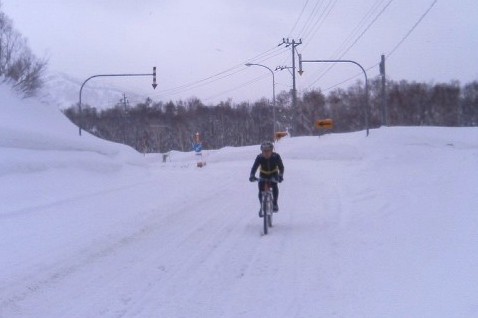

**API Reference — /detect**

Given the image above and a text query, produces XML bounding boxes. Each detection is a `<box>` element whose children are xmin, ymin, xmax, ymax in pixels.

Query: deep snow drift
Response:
<box><xmin>1</xmin><ymin>84</ymin><xmax>478</xmax><ymax>318</ymax></box>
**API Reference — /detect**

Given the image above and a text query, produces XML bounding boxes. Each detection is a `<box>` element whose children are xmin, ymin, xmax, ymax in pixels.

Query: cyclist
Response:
<box><xmin>249</xmin><ymin>141</ymin><xmax>284</xmax><ymax>214</ymax></box>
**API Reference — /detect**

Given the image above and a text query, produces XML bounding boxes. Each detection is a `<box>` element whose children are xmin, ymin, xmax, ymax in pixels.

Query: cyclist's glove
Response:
<box><xmin>249</xmin><ymin>175</ymin><xmax>257</xmax><ymax>182</ymax></box>
<box><xmin>277</xmin><ymin>175</ymin><xmax>283</xmax><ymax>183</ymax></box>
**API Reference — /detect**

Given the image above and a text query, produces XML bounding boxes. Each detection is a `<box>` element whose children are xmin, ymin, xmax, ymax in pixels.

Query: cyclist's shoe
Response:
<box><xmin>273</xmin><ymin>204</ymin><xmax>279</xmax><ymax>212</ymax></box>
<box><xmin>258</xmin><ymin>208</ymin><xmax>263</xmax><ymax>217</ymax></box>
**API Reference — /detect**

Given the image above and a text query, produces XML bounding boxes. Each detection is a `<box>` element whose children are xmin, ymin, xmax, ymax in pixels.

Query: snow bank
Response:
<box><xmin>0</xmin><ymin>84</ymin><xmax>147</xmax><ymax>214</ymax></box>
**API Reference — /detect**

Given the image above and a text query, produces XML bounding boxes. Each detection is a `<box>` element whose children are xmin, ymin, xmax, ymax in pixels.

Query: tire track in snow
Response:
<box><xmin>1</xmin><ymin>173</ymin><xmax>234</xmax><ymax>317</ymax></box>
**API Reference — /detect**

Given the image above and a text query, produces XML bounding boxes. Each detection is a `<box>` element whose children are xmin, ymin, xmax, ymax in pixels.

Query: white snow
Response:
<box><xmin>1</xmin><ymin>83</ymin><xmax>478</xmax><ymax>318</ymax></box>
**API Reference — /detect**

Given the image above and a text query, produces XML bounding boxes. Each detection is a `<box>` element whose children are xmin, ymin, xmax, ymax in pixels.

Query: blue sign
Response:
<box><xmin>193</xmin><ymin>143</ymin><xmax>202</xmax><ymax>153</ymax></box>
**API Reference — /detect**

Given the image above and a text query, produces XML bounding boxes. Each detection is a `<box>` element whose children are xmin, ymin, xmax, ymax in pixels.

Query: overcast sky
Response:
<box><xmin>3</xmin><ymin>0</ymin><xmax>478</xmax><ymax>105</ymax></box>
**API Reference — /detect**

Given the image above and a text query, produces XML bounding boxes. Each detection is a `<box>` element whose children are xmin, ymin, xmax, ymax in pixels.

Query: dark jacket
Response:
<box><xmin>250</xmin><ymin>152</ymin><xmax>284</xmax><ymax>179</ymax></box>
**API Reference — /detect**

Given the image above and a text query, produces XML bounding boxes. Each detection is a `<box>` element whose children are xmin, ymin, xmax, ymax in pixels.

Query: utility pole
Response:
<box><xmin>279</xmin><ymin>38</ymin><xmax>302</xmax><ymax>109</ymax></box>
<box><xmin>379</xmin><ymin>54</ymin><xmax>387</xmax><ymax>126</ymax></box>
<box><xmin>121</xmin><ymin>93</ymin><xmax>129</xmax><ymax>110</ymax></box>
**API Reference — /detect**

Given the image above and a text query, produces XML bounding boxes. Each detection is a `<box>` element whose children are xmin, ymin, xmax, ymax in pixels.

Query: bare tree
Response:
<box><xmin>0</xmin><ymin>3</ymin><xmax>47</xmax><ymax>97</ymax></box>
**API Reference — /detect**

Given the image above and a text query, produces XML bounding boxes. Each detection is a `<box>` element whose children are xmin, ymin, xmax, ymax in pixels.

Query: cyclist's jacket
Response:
<box><xmin>250</xmin><ymin>152</ymin><xmax>284</xmax><ymax>179</ymax></box>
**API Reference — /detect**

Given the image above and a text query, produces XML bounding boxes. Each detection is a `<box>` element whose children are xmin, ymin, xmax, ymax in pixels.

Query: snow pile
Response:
<box><xmin>0</xmin><ymin>84</ymin><xmax>147</xmax><ymax>213</ymax></box>
<box><xmin>1</xmin><ymin>83</ymin><xmax>478</xmax><ymax>318</ymax></box>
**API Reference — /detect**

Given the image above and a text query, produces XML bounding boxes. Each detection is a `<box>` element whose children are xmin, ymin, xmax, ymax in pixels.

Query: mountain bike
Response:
<box><xmin>253</xmin><ymin>177</ymin><xmax>278</xmax><ymax>235</ymax></box>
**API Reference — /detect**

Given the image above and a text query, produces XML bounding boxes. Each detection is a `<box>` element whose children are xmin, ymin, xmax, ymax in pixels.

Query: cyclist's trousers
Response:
<box><xmin>258</xmin><ymin>181</ymin><xmax>278</xmax><ymax>205</ymax></box>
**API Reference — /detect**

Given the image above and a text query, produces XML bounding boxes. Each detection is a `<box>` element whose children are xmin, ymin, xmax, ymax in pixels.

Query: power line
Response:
<box><xmin>160</xmin><ymin>46</ymin><xmax>279</xmax><ymax>94</ymax></box>
<box><xmin>154</xmin><ymin>45</ymin><xmax>287</xmax><ymax>99</ymax></box>
<box><xmin>203</xmin><ymin>73</ymin><xmax>271</xmax><ymax>103</ymax></box>
<box><xmin>197</xmin><ymin>0</ymin><xmax>437</xmax><ymax>103</ymax></box>
<box><xmin>150</xmin><ymin>1</ymin><xmax>332</xmax><ymax>102</ymax></box>
<box><xmin>301</xmin><ymin>0</ymin><xmax>338</xmax><ymax>47</ymax></box>
<box><xmin>276</xmin><ymin>0</ymin><xmax>335</xmax><ymax>93</ymax></box>
<box><xmin>306</xmin><ymin>0</ymin><xmax>395</xmax><ymax>89</ymax></box>
<box><xmin>297</xmin><ymin>0</ymin><xmax>326</xmax><ymax>39</ymax></box>
<box><xmin>386</xmin><ymin>0</ymin><xmax>437</xmax><ymax>58</ymax></box>
<box><xmin>337</xmin><ymin>0</ymin><xmax>394</xmax><ymax>59</ymax></box>
<box><xmin>322</xmin><ymin>62</ymin><xmax>379</xmax><ymax>92</ymax></box>
<box><xmin>202</xmin><ymin>1</ymin><xmax>332</xmax><ymax>102</ymax></box>
<box><xmin>329</xmin><ymin>0</ymin><xmax>390</xmax><ymax>59</ymax></box>
<box><xmin>288</xmin><ymin>0</ymin><xmax>311</xmax><ymax>38</ymax></box>
<box><xmin>307</xmin><ymin>0</ymin><xmax>438</xmax><ymax>93</ymax></box>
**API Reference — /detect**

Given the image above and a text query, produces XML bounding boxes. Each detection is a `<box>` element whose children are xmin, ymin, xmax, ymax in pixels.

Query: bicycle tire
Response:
<box><xmin>268</xmin><ymin>193</ymin><xmax>274</xmax><ymax>228</ymax></box>
<box><xmin>263</xmin><ymin>192</ymin><xmax>274</xmax><ymax>234</ymax></box>
<box><xmin>262</xmin><ymin>195</ymin><xmax>268</xmax><ymax>235</ymax></box>
<box><xmin>267</xmin><ymin>207</ymin><xmax>273</xmax><ymax>228</ymax></box>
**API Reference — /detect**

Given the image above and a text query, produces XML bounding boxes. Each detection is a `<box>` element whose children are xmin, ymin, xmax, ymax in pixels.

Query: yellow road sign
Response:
<box><xmin>316</xmin><ymin>119</ymin><xmax>334</xmax><ymax>129</ymax></box>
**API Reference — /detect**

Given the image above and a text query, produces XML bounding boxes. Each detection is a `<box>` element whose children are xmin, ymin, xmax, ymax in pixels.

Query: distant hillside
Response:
<box><xmin>39</xmin><ymin>72</ymin><xmax>150</xmax><ymax>110</ymax></box>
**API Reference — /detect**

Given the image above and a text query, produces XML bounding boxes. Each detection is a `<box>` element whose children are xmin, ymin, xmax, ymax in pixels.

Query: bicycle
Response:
<box><xmin>252</xmin><ymin>177</ymin><xmax>278</xmax><ymax>235</ymax></box>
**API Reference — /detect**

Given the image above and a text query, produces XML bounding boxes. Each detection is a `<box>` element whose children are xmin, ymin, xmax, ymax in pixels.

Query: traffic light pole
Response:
<box><xmin>78</xmin><ymin>67</ymin><xmax>157</xmax><ymax>136</ymax></box>
<box><xmin>298</xmin><ymin>56</ymin><xmax>370</xmax><ymax>136</ymax></box>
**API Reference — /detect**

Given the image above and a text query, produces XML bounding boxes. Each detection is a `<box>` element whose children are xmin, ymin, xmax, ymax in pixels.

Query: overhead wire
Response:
<box><xmin>316</xmin><ymin>0</ymin><xmax>438</xmax><ymax>93</ymax></box>
<box><xmin>159</xmin><ymin>46</ymin><xmax>279</xmax><ymax>94</ymax></box>
<box><xmin>226</xmin><ymin>0</ymin><xmax>437</xmax><ymax>101</ymax></box>
<box><xmin>305</xmin><ymin>0</ymin><xmax>395</xmax><ymax>89</ymax></box>
<box><xmin>150</xmin><ymin>0</ymin><xmax>338</xmax><ymax>102</ymax></box>
<box><xmin>155</xmin><ymin>45</ymin><xmax>287</xmax><ymax>100</ymax></box>
<box><xmin>153</xmin><ymin>0</ymin><xmax>413</xmax><ymax>102</ymax></box>
<box><xmin>287</xmin><ymin>0</ymin><xmax>311</xmax><ymax>38</ymax></box>
<box><xmin>301</xmin><ymin>0</ymin><xmax>338</xmax><ymax>47</ymax></box>
<box><xmin>191</xmin><ymin>0</ymin><xmax>318</xmax><ymax>102</ymax></box>
<box><xmin>328</xmin><ymin>0</ymin><xmax>389</xmax><ymax>58</ymax></box>
<box><xmin>297</xmin><ymin>1</ymin><xmax>326</xmax><ymax>40</ymax></box>
<box><xmin>204</xmin><ymin>73</ymin><xmax>272</xmax><ymax>102</ymax></box>
<box><xmin>386</xmin><ymin>0</ymin><xmax>437</xmax><ymax>59</ymax></box>
<box><xmin>275</xmin><ymin>0</ymin><xmax>336</xmax><ymax>92</ymax></box>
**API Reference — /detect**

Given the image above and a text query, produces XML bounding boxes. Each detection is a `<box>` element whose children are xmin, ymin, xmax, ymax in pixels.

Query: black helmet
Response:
<box><xmin>260</xmin><ymin>141</ymin><xmax>274</xmax><ymax>151</ymax></box>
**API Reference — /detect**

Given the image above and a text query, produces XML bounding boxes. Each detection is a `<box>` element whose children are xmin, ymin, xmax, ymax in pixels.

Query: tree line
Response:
<box><xmin>63</xmin><ymin>78</ymin><xmax>478</xmax><ymax>153</ymax></box>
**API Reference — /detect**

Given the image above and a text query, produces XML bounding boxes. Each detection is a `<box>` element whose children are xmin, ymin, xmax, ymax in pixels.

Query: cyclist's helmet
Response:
<box><xmin>260</xmin><ymin>141</ymin><xmax>274</xmax><ymax>152</ymax></box>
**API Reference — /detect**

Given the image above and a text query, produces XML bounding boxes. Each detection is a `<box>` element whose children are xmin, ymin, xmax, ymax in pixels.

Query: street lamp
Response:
<box><xmin>245</xmin><ymin>63</ymin><xmax>276</xmax><ymax>139</ymax></box>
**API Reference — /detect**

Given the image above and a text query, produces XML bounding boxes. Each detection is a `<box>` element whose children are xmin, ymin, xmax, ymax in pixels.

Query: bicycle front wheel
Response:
<box><xmin>262</xmin><ymin>199</ymin><xmax>268</xmax><ymax>235</ymax></box>
<box><xmin>262</xmin><ymin>193</ymin><xmax>273</xmax><ymax>235</ymax></box>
